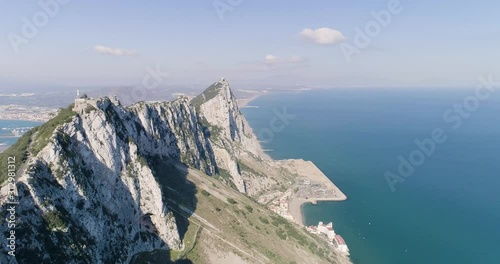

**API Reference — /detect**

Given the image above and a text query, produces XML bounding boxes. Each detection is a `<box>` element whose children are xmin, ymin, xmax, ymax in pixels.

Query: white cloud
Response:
<box><xmin>264</xmin><ymin>54</ymin><xmax>280</xmax><ymax>65</ymax></box>
<box><xmin>299</xmin><ymin>27</ymin><xmax>345</xmax><ymax>45</ymax></box>
<box><xmin>94</xmin><ymin>45</ymin><xmax>139</xmax><ymax>56</ymax></box>
<box><xmin>262</xmin><ymin>55</ymin><xmax>308</xmax><ymax>68</ymax></box>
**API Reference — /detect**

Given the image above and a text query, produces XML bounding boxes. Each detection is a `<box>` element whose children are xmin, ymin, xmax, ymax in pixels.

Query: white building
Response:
<box><xmin>306</xmin><ymin>221</ymin><xmax>349</xmax><ymax>254</ymax></box>
<box><xmin>314</xmin><ymin>221</ymin><xmax>336</xmax><ymax>242</ymax></box>
<box><xmin>317</xmin><ymin>221</ymin><xmax>328</xmax><ymax>234</ymax></box>
<box><xmin>326</xmin><ymin>226</ymin><xmax>336</xmax><ymax>241</ymax></box>
<box><xmin>335</xmin><ymin>235</ymin><xmax>349</xmax><ymax>254</ymax></box>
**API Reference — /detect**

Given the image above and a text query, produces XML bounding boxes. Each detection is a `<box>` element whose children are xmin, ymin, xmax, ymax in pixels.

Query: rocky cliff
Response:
<box><xmin>0</xmin><ymin>79</ymin><xmax>349</xmax><ymax>264</ymax></box>
<box><xmin>0</xmin><ymin>95</ymin><xmax>219</xmax><ymax>263</ymax></box>
<box><xmin>2</xmin><ymin>79</ymin><xmax>262</xmax><ymax>263</ymax></box>
<box><xmin>191</xmin><ymin>78</ymin><xmax>270</xmax><ymax>193</ymax></box>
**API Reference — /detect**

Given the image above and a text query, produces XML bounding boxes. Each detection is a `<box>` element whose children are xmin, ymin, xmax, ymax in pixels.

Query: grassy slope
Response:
<box><xmin>190</xmin><ymin>82</ymin><xmax>224</xmax><ymax>112</ymax></box>
<box><xmin>134</xmin><ymin>162</ymin><xmax>343</xmax><ymax>264</ymax></box>
<box><xmin>30</xmin><ymin>105</ymin><xmax>75</xmax><ymax>155</ymax></box>
<box><xmin>0</xmin><ymin>129</ymin><xmax>36</xmax><ymax>183</ymax></box>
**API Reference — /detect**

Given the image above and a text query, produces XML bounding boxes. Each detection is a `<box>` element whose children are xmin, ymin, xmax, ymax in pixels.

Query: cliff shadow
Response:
<box><xmin>130</xmin><ymin>249</ymin><xmax>194</xmax><ymax>264</ymax></box>
<box><xmin>11</xmin><ymin>169</ymin><xmax>116</xmax><ymax>264</ymax></box>
<box><xmin>148</xmin><ymin>157</ymin><xmax>197</xmax><ymax>244</ymax></box>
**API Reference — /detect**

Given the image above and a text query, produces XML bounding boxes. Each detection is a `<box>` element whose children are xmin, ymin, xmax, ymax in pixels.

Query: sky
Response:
<box><xmin>1</xmin><ymin>0</ymin><xmax>499</xmax><ymax>90</ymax></box>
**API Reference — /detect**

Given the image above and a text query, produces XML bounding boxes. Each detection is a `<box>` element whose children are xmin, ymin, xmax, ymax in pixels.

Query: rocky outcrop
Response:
<box><xmin>192</xmin><ymin>78</ymin><xmax>269</xmax><ymax>192</ymax></box>
<box><xmin>0</xmin><ymin>78</ymin><xmax>275</xmax><ymax>263</ymax></box>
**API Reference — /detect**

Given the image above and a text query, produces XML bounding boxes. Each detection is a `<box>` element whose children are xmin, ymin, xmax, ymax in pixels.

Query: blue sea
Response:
<box><xmin>0</xmin><ymin>120</ymin><xmax>43</xmax><ymax>148</ymax></box>
<box><xmin>242</xmin><ymin>88</ymin><xmax>500</xmax><ymax>264</ymax></box>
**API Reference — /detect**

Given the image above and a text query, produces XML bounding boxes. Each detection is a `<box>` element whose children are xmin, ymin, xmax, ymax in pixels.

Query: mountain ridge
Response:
<box><xmin>0</xmin><ymin>79</ymin><xmax>350</xmax><ymax>264</ymax></box>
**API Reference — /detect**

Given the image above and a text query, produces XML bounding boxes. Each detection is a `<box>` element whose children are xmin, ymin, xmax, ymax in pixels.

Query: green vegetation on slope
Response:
<box><xmin>198</xmin><ymin>116</ymin><xmax>222</xmax><ymax>143</ymax></box>
<box><xmin>213</xmin><ymin>168</ymin><xmax>237</xmax><ymax>190</ymax></box>
<box><xmin>0</xmin><ymin>105</ymin><xmax>75</xmax><ymax>184</ymax></box>
<box><xmin>132</xmin><ymin>161</ymin><xmax>342</xmax><ymax>264</ymax></box>
<box><xmin>238</xmin><ymin>160</ymin><xmax>263</xmax><ymax>176</ymax></box>
<box><xmin>43</xmin><ymin>210</ymin><xmax>67</xmax><ymax>230</ymax></box>
<box><xmin>0</xmin><ymin>129</ymin><xmax>36</xmax><ymax>183</ymax></box>
<box><xmin>184</xmin><ymin>184</ymin><xmax>339</xmax><ymax>263</ymax></box>
<box><xmin>190</xmin><ymin>81</ymin><xmax>225</xmax><ymax>112</ymax></box>
<box><xmin>31</xmin><ymin>104</ymin><xmax>76</xmax><ymax>155</ymax></box>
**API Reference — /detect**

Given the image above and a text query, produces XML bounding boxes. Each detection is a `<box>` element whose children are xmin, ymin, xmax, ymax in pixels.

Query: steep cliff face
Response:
<box><xmin>0</xmin><ymin>96</ymin><xmax>218</xmax><ymax>263</ymax></box>
<box><xmin>192</xmin><ymin>78</ymin><xmax>265</xmax><ymax>158</ymax></box>
<box><xmin>191</xmin><ymin>78</ymin><xmax>268</xmax><ymax>192</ymax></box>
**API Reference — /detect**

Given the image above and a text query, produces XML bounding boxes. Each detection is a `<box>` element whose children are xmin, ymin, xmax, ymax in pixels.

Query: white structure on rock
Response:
<box><xmin>306</xmin><ymin>221</ymin><xmax>349</xmax><ymax>255</ymax></box>
<box><xmin>317</xmin><ymin>221</ymin><xmax>336</xmax><ymax>240</ymax></box>
<box><xmin>335</xmin><ymin>235</ymin><xmax>349</xmax><ymax>253</ymax></box>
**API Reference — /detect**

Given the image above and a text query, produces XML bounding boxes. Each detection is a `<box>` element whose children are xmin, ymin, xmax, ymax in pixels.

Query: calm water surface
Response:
<box><xmin>242</xmin><ymin>88</ymin><xmax>500</xmax><ymax>264</ymax></box>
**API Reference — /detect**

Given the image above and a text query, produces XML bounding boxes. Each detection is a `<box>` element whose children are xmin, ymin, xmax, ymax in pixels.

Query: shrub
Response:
<box><xmin>85</xmin><ymin>105</ymin><xmax>96</xmax><ymax>114</ymax></box>
<box><xmin>237</xmin><ymin>161</ymin><xmax>260</xmax><ymax>175</ymax></box>
<box><xmin>137</xmin><ymin>155</ymin><xmax>148</xmax><ymax>167</ymax></box>
<box><xmin>227</xmin><ymin>198</ymin><xmax>237</xmax><ymax>205</ymax></box>
<box><xmin>245</xmin><ymin>205</ymin><xmax>254</xmax><ymax>213</ymax></box>
<box><xmin>216</xmin><ymin>168</ymin><xmax>232</xmax><ymax>181</ymax></box>
<box><xmin>43</xmin><ymin>211</ymin><xmax>66</xmax><ymax>230</ymax></box>
<box><xmin>270</xmin><ymin>215</ymin><xmax>288</xmax><ymax>226</ymax></box>
<box><xmin>275</xmin><ymin>228</ymin><xmax>287</xmax><ymax>240</ymax></box>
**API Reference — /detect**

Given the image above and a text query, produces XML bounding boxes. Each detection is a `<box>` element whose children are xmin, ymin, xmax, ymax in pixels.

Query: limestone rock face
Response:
<box><xmin>195</xmin><ymin>79</ymin><xmax>265</xmax><ymax>156</ymax></box>
<box><xmin>192</xmin><ymin>78</ymin><xmax>268</xmax><ymax>192</ymax></box>
<box><xmin>0</xmin><ymin>79</ymin><xmax>269</xmax><ymax>263</ymax></box>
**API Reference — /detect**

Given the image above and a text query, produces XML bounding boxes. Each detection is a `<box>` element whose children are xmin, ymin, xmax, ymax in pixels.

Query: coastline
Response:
<box><xmin>291</xmin><ymin>196</ymin><xmax>348</xmax><ymax>226</ymax></box>
<box><xmin>0</xmin><ymin>117</ymin><xmax>48</xmax><ymax>122</ymax></box>
<box><xmin>237</xmin><ymin>90</ymin><xmax>267</xmax><ymax>108</ymax></box>
<box><xmin>239</xmin><ymin>90</ymin><xmax>348</xmax><ymax>228</ymax></box>
<box><xmin>277</xmin><ymin>159</ymin><xmax>347</xmax><ymax>227</ymax></box>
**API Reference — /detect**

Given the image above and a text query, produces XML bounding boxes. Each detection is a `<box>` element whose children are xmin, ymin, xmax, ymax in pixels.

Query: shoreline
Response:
<box><xmin>238</xmin><ymin>89</ymin><xmax>348</xmax><ymax>228</ymax></box>
<box><xmin>0</xmin><ymin>118</ymin><xmax>47</xmax><ymax>123</ymax></box>
<box><xmin>277</xmin><ymin>159</ymin><xmax>347</xmax><ymax>227</ymax></box>
<box><xmin>237</xmin><ymin>90</ymin><xmax>268</xmax><ymax>108</ymax></box>
<box><xmin>292</xmin><ymin>196</ymin><xmax>348</xmax><ymax>227</ymax></box>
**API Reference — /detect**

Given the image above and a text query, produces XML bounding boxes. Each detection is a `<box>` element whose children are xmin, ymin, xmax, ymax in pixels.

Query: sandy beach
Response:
<box><xmin>237</xmin><ymin>90</ymin><xmax>268</xmax><ymax>108</ymax></box>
